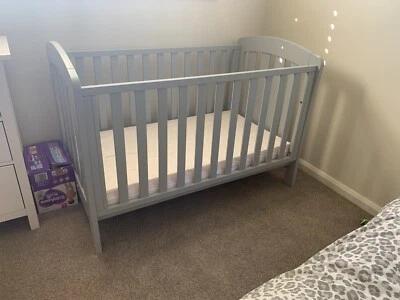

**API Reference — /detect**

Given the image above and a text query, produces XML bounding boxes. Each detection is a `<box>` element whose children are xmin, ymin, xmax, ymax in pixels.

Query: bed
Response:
<box><xmin>241</xmin><ymin>198</ymin><xmax>400</xmax><ymax>300</ymax></box>
<box><xmin>47</xmin><ymin>36</ymin><xmax>323</xmax><ymax>253</ymax></box>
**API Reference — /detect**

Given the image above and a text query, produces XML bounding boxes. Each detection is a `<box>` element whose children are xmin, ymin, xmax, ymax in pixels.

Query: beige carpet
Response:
<box><xmin>0</xmin><ymin>169</ymin><xmax>371</xmax><ymax>300</ymax></box>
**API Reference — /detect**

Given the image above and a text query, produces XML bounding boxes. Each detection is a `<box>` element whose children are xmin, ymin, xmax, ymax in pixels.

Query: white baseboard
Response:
<box><xmin>299</xmin><ymin>159</ymin><xmax>382</xmax><ymax>216</ymax></box>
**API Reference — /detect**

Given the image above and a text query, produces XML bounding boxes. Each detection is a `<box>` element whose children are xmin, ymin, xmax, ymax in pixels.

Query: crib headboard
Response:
<box><xmin>238</xmin><ymin>36</ymin><xmax>323</xmax><ymax>70</ymax></box>
<box><xmin>236</xmin><ymin>36</ymin><xmax>323</xmax><ymax>137</ymax></box>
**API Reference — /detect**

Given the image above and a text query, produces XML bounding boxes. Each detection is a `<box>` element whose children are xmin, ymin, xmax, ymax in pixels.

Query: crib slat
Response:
<box><xmin>217</xmin><ymin>51</ymin><xmax>223</xmax><ymax>74</ymax></box>
<box><xmin>157</xmin><ymin>53</ymin><xmax>164</xmax><ymax>79</ymax></box>
<box><xmin>239</xmin><ymin>78</ymin><xmax>258</xmax><ymax>170</ymax></box>
<box><xmin>93</xmin><ymin>56</ymin><xmax>103</xmax><ymax>83</ymax></box>
<box><xmin>291</xmin><ymin>72</ymin><xmax>316</xmax><ymax>157</ymax></box>
<box><xmin>142</xmin><ymin>54</ymin><xmax>150</xmax><ymax>80</ymax></box>
<box><xmin>259</xmin><ymin>53</ymin><xmax>271</xmax><ymax>69</ymax></box>
<box><xmin>221</xmin><ymin>51</ymin><xmax>230</xmax><ymax>109</ymax></box>
<box><xmin>247</xmin><ymin>52</ymin><xmax>257</xmax><ymax>71</ymax></box>
<box><xmin>184</xmin><ymin>52</ymin><xmax>193</xmax><ymax>115</ymax></box>
<box><xmin>206</xmin><ymin>52</ymin><xmax>217</xmax><ymax>113</ymax></box>
<box><xmin>253</xmin><ymin>76</ymin><xmax>273</xmax><ymax>166</ymax></box>
<box><xmin>88</xmin><ymin>96</ymin><xmax>108</xmax><ymax>209</ymax></box>
<box><xmin>110</xmin><ymin>92</ymin><xmax>129</xmax><ymax>203</ymax></box>
<box><xmin>227</xmin><ymin>50</ymin><xmax>240</xmax><ymax>110</ymax></box>
<box><xmin>171</xmin><ymin>53</ymin><xmax>179</xmax><ymax>118</ymax></box>
<box><xmin>93</xmin><ymin>56</ymin><xmax>109</xmax><ymax>130</ymax></box>
<box><xmin>75</xmin><ymin>57</ymin><xmax>85</xmax><ymax>85</ymax></box>
<box><xmin>171</xmin><ymin>52</ymin><xmax>178</xmax><ymax>77</ymax></box>
<box><xmin>127</xmin><ymin>55</ymin><xmax>135</xmax><ymax>80</ymax></box>
<box><xmin>193</xmin><ymin>84</ymin><xmax>207</xmax><ymax>183</ymax></box>
<box><xmin>279</xmin><ymin>73</ymin><xmax>301</xmax><ymax>159</ymax></box>
<box><xmin>177</xmin><ymin>86</ymin><xmax>188</xmax><ymax>188</ymax></box>
<box><xmin>225</xmin><ymin>80</ymin><xmax>242</xmax><ymax>174</ymax></box>
<box><xmin>265</xmin><ymin>75</ymin><xmax>288</xmax><ymax>163</ymax></box>
<box><xmin>209</xmin><ymin>83</ymin><xmax>225</xmax><ymax>178</ymax></box>
<box><xmin>184</xmin><ymin>52</ymin><xmax>191</xmax><ymax>77</ymax></box>
<box><xmin>127</xmin><ymin>55</ymin><xmax>136</xmax><ymax>126</ymax></box>
<box><xmin>221</xmin><ymin>50</ymin><xmax>230</xmax><ymax>73</ymax></box>
<box><xmin>111</xmin><ymin>55</ymin><xmax>119</xmax><ymax>83</ymax></box>
<box><xmin>231</xmin><ymin>49</ymin><xmax>240</xmax><ymax>72</ymax></box>
<box><xmin>197</xmin><ymin>51</ymin><xmax>205</xmax><ymax>75</ymax></box>
<box><xmin>142</xmin><ymin>54</ymin><xmax>152</xmax><ymax>122</ymax></box>
<box><xmin>157</xmin><ymin>88</ymin><xmax>168</xmax><ymax>192</ymax></box>
<box><xmin>239</xmin><ymin>51</ymin><xmax>246</xmax><ymax>72</ymax></box>
<box><xmin>209</xmin><ymin>51</ymin><xmax>216</xmax><ymax>74</ymax></box>
<box><xmin>135</xmin><ymin>90</ymin><xmax>149</xmax><ymax>198</ymax></box>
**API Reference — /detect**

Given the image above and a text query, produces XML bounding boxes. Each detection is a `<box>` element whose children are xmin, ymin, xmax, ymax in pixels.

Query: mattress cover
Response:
<box><xmin>100</xmin><ymin>111</ymin><xmax>290</xmax><ymax>205</ymax></box>
<box><xmin>241</xmin><ymin>198</ymin><xmax>400</xmax><ymax>300</ymax></box>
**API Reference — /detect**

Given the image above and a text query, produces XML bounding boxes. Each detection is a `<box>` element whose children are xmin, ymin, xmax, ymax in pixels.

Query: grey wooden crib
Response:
<box><xmin>47</xmin><ymin>36</ymin><xmax>323</xmax><ymax>253</ymax></box>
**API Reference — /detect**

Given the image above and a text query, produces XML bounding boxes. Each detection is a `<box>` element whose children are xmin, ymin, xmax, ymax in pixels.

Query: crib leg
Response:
<box><xmin>284</xmin><ymin>161</ymin><xmax>299</xmax><ymax>187</ymax></box>
<box><xmin>89</xmin><ymin>215</ymin><xmax>103</xmax><ymax>254</ymax></box>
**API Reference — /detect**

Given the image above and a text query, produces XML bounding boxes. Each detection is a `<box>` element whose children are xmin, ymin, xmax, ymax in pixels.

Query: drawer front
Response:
<box><xmin>0</xmin><ymin>165</ymin><xmax>25</xmax><ymax>215</ymax></box>
<box><xmin>0</xmin><ymin>122</ymin><xmax>12</xmax><ymax>163</ymax></box>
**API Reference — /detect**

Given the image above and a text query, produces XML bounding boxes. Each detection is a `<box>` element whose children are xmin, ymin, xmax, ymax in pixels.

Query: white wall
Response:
<box><xmin>264</xmin><ymin>0</ymin><xmax>400</xmax><ymax>208</ymax></box>
<box><xmin>0</xmin><ymin>0</ymin><xmax>268</xmax><ymax>145</ymax></box>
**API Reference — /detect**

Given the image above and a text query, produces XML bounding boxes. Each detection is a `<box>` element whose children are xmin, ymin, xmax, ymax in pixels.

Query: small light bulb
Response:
<box><xmin>330</xmin><ymin>24</ymin><xmax>335</xmax><ymax>30</ymax></box>
<box><xmin>279</xmin><ymin>57</ymin><xmax>283</xmax><ymax>63</ymax></box>
<box><xmin>324</xmin><ymin>60</ymin><xmax>327</xmax><ymax>66</ymax></box>
<box><xmin>325</xmin><ymin>48</ymin><xmax>329</xmax><ymax>54</ymax></box>
<box><xmin>327</xmin><ymin>36</ymin><xmax>332</xmax><ymax>42</ymax></box>
<box><xmin>294</xmin><ymin>17</ymin><xmax>298</xmax><ymax>22</ymax></box>
<box><xmin>281</xmin><ymin>46</ymin><xmax>284</xmax><ymax>50</ymax></box>
<box><xmin>333</xmin><ymin>10</ymin><xmax>338</xmax><ymax>17</ymax></box>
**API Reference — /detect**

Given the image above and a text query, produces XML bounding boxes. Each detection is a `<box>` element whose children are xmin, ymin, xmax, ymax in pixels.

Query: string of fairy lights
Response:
<box><xmin>294</xmin><ymin>9</ymin><xmax>338</xmax><ymax>66</ymax></box>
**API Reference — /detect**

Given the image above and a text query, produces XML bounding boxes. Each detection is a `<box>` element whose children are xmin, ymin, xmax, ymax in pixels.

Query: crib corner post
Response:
<box><xmin>89</xmin><ymin>213</ymin><xmax>103</xmax><ymax>254</ymax></box>
<box><xmin>73</xmin><ymin>83</ymin><xmax>104</xmax><ymax>254</ymax></box>
<box><xmin>284</xmin><ymin>160</ymin><xmax>299</xmax><ymax>187</ymax></box>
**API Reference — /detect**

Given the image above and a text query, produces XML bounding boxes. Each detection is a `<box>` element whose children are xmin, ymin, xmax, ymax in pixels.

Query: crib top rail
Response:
<box><xmin>47</xmin><ymin>41</ymin><xmax>81</xmax><ymax>88</ymax></box>
<box><xmin>67</xmin><ymin>45</ymin><xmax>241</xmax><ymax>58</ymax></box>
<box><xmin>81</xmin><ymin>65</ymin><xmax>318</xmax><ymax>97</ymax></box>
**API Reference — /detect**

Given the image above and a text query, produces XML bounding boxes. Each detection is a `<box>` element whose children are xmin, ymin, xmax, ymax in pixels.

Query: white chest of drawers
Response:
<box><xmin>0</xmin><ymin>36</ymin><xmax>39</xmax><ymax>229</ymax></box>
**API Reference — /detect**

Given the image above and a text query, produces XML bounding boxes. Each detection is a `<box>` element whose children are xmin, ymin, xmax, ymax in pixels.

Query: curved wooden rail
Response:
<box><xmin>238</xmin><ymin>36</ymin><xmax>324</xmax><ymax>68</ymax></box>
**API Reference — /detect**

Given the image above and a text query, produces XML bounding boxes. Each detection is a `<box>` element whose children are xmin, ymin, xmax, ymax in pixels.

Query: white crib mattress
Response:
<box><xmin>100</xmin><ymin>111</ymin><xmax>290</xmax><ymax>205</ymax></box>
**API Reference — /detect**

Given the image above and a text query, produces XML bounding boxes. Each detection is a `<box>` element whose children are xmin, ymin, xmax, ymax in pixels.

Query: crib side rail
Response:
<box><xmin>67</xmin><ymin>45</ymin><xmax>241</xmax><ymax>130</ymax></box>
<box><xmin>81</xmin><ymin>66</ymin><xmax>314</xmax><ymax>95</ymax></box>
<box><xmin>67</xmin><ymin>45</ymin><xmax>241</xmax><ymax>86</ymax></box>
<box><xmin>80</xmin><ymin>65</ymin><xmax>319</xmax><ymax>213</ymax></box>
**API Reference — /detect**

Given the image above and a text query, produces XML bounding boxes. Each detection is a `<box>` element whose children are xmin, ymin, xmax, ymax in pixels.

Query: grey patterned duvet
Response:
<box><xmin>241</xmin><ymin>198</ymin><xmax>400</xmax><ymax>300</ymax></box>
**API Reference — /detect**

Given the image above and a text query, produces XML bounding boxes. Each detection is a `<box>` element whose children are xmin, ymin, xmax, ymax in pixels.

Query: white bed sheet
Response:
<box><xmin>100</xmin><ymin>110</ymin><xmax>290</xmax><ymax>205</ymax></box>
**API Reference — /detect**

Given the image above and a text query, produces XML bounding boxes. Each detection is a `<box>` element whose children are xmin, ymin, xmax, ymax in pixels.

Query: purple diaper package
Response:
<box><xmin>24</xmin><ymin>141</ymin><xmax>78</xmax><ymax>214</ymax></box>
